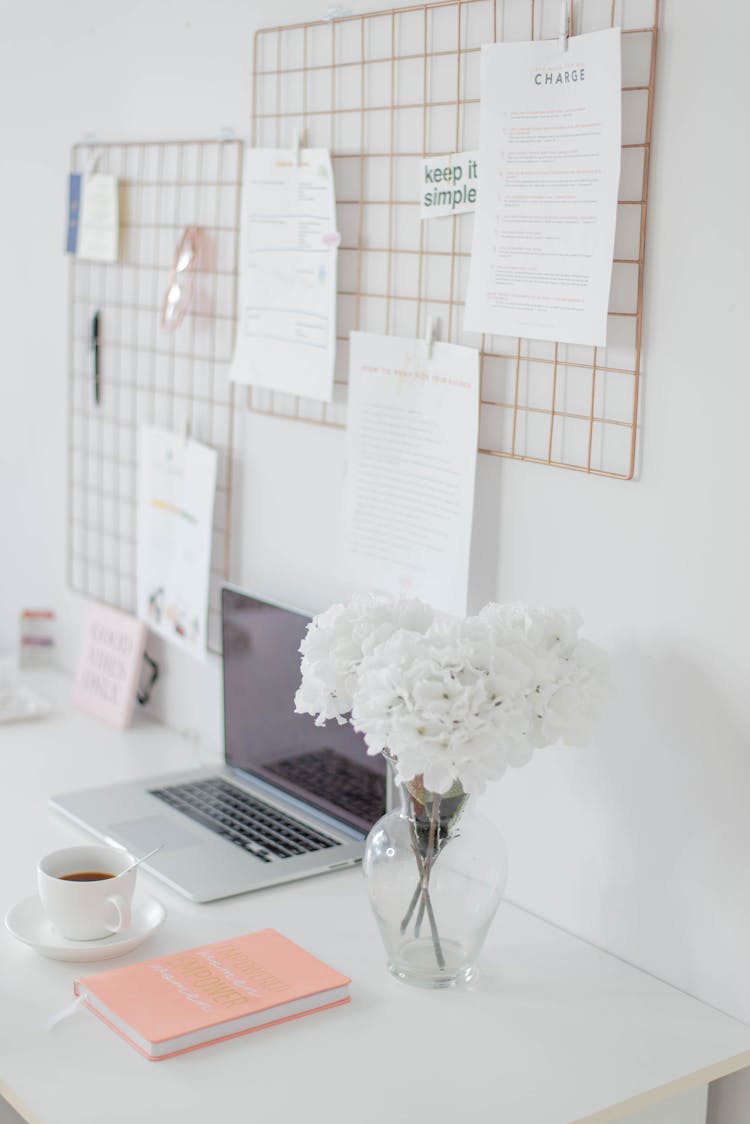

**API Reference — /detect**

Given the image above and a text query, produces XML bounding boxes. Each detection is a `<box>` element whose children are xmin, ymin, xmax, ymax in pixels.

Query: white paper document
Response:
<box><xmin>77</xmin><ymin>173</ymin><xmax>119</xmax><ymax>263</ymax></box>
<box><xmin>464</xmin><ymin>28</ymin><xmax>621</xmax><ymax>347</ymax></box>
<box><xmin>230</xmin><ymin>147</ymin><xmax>339</xmax><ymax>402</ymax></box>
<box><xmin>136</xmin><ymin>426</ymin><xmax>218</xmax><ymax>660</ymax></box>
<box><xmin>339</xmin><ymin>332</ymin><xmax>479</xmax><ymax>616</ymax></box>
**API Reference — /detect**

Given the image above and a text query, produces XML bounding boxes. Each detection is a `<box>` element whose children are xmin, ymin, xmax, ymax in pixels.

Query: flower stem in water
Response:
<box><xmin>398</xmin><ymin>790</ymin><xmax>446</xmax><ymax>970</ymax></box>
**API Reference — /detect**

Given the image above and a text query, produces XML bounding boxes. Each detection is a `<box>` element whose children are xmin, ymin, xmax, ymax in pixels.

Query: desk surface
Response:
<box><xmin>2</xmin><ymin>670</ymin><xmax>750</xmax><ymax>1124</ymax></box>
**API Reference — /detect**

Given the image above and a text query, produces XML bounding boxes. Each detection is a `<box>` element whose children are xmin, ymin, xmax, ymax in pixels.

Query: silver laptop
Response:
<box><xmin>50</xmin><ymin>587</ymin><xmax>386</xmax><ymax>902</ymax></box>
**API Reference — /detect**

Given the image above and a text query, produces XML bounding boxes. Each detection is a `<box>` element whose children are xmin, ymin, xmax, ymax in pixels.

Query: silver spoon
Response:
<box><xmin>121</xmin><ymin>845</ymin><xmax>164</xmax><ymax>875</ymax></box>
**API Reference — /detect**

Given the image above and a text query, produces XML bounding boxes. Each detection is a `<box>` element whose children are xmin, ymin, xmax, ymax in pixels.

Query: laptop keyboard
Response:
<box><xmin>265</xmin><ymin>747</ymin><xmax>385</xmax><ymax>824</ymax></box>
<box><xmin>149</xmin><ymin>777</ymin><xmax>337</xmax><ymax>863</ymax></box>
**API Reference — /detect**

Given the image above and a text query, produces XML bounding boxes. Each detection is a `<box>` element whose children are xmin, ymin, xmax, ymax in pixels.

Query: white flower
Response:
<box><xmin>295</xmin><ymin>593</ymin><xmax>611</xmax><ymax>795</ymax></box>
<box><xmin>533</xmin><ymin>638</ymin><xmax>612</xmax><ymax>747</ymax></box>
<box><xmin>480</xmin><ymin>603</ymin><xmax>612</xmax><ymax>748</ymax></box>
<box><xmin>351</xmin><ymin>617</ymin><xmax>537</xmax><ymax>795</ymax></box>
<box><xmin>294</xmin><ymin>592</ymin><xmax>433</xmax><ymax>726</ymax></box>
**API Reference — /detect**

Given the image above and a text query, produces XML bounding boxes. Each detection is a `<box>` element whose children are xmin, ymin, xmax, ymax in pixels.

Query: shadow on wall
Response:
<box><xmin>490</xmin><ymin>643</ymin><xmax>750</xmax><ymax>1023</ymax></box>
<box><xmin>607</xmin><ymin>645</ymin><xmax>750</xmax><ymax>1016</ymax></box>
<box><xmin>467</xmin><ymin>453</ymin><xmax>502</xmax><ymax>612</ymax></box>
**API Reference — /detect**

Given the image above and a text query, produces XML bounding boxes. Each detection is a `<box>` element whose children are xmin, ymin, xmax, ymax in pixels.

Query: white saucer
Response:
<box><xmin>4</xmin><ymin>893</ymin><xmax>166</xmax><ymax>962</ymax></box>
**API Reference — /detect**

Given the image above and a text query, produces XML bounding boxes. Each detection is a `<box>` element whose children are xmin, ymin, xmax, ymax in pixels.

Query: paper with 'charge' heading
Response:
<box><xmin>464</xmin><ymin>27</ymin><xmax>622</xmax><ymax>347</ymax></box>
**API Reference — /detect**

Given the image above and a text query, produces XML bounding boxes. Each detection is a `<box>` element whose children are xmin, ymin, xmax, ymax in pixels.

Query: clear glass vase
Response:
<box><xmin>362</xmin><ymin>772</ymin><xmax>508</xmax><ymax>988</ymax></box>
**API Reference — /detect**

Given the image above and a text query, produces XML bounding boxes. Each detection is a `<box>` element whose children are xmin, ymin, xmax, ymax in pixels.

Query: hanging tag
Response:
<box><xmin>77</xmin><ymin>173</ymin><xmax>119</xmax><ymax>263</ymax></box>
<box><xmin>420</xmin><ymin>151</ymin><xmax>479</xmax><ymax>219</ymax></box>
<box><xmin>65</xmin><ymin>174</ymin><xmax>82</xmax><ymax>254</ymax></box>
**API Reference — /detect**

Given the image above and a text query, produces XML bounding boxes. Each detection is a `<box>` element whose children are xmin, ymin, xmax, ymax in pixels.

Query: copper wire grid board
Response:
<box><xmin>67</xmin><ymin>139</ymin><xmax>242</xmax><ymax>653</ymax></box>
<box><xmin>248</xmin><ymin>0</ymin><xmax>658</xmax><ymax>479</ymax></box>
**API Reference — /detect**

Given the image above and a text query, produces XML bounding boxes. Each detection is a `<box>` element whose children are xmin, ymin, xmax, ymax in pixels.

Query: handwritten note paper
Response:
<box><xmin>230</xmin><ymin>147</ymin><xmax>339</xmax><ymax>402</ymax></box>
<box><xmin>136</xmin><ymin>426</ymin><xmax>217</xmax><ymax>660</ymax></box>
<box><xmin>464</xmin><ymin>28</ymin><xmax>621</xmax><ymax>347</ymax></box>
<box><xmin>339</xmin><ymin>332</ymin><xmax>479</xmax><ymax>616</ymax></box>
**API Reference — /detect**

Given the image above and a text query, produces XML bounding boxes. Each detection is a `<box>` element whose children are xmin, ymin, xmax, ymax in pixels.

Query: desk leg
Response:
<box><xmin>0</xmin><ymin>1097</ymin><xmax>28</xmax><ymax>1124</ymax></box>
<box><xmin>707</xmin><ymin>1067</ymin><xmax>750</xmax><ymax>1124</ymax></box>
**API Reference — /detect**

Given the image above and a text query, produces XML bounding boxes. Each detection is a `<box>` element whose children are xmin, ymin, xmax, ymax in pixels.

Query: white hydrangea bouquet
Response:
<box><xmin>295</xmin><ymin>592</ymin><xmax>609</xmax><ymax>794</ymax></box>
<box><xmin>295</xmin><ymin>592</ymin><xmax>610</xmax><ymax>982</ymax></box>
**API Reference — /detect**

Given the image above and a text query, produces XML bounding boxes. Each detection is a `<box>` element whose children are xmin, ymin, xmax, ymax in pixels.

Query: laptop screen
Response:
<box><xmin>221</xmin><ymin>587</ymin><xmax>386</xmax><ymax>835</ymax></box>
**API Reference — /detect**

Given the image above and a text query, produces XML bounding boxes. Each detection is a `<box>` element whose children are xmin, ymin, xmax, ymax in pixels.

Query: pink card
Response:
<box><xmin>73</xmin><ymin>604</ymin><xmax>147</xmax><ymax>730</ymax></box>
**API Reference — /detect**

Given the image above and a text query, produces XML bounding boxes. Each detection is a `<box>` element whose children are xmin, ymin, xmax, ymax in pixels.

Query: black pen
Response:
<box><xmin>91</xmin><ymin>311</ymin><xmax>100</xmax><ymax>406</ymax></box>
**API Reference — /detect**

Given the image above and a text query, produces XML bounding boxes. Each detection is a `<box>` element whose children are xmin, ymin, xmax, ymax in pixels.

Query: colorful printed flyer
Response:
<box><xmin>136</xmin><ymin>426</ymin><xmax>217</xmax><ymax>659</ymax></box>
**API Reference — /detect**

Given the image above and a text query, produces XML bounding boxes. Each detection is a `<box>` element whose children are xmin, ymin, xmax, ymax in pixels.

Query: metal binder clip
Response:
<box><xmin>83</xmin><ymin>151</ymin><xmax>102</xmax><ymax>178</ymax></box>
<box><xmin>292</xmin><ymin>128</ymin><xmax>305</xmax><ymax>166</ymax></box>
<box><xmin>82</xmin><ymin>134</ymin><xmax>102</xmax><ymax>177</ymax></box>
<box><xmin>559</xmin><ymin>0</ymin><xmax>572</xmax><ymax>51</ymax></box>
<box><xmin>423</xmin><ymin>316</ymin><xmax>439</xmax><ymax>360</ymax></box>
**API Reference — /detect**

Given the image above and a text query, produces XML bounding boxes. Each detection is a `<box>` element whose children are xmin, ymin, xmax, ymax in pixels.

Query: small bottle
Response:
<box><xmin>19</xmin><ymin>609</ymin><xmax>56</xmax><ymax>669</ymax></box>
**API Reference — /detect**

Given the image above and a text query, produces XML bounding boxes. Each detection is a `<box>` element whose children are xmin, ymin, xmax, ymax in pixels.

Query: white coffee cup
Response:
<box><xmin>37</xmin><ymin>845</ymin><xmax>137</xmax><ymax>941</ymax></box>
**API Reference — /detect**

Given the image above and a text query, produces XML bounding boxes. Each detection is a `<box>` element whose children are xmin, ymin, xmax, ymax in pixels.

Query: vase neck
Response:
<box><xmin>394</xmin><ymin>779</ymin><xmax>470</xmax><ymax>831</ymax></box>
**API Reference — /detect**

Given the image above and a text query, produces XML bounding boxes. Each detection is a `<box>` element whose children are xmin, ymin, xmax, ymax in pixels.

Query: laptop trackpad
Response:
<box><xmin>108</xmin><ymin>815</ymin><xmax>201</xmax><ymax>852</ymax></box>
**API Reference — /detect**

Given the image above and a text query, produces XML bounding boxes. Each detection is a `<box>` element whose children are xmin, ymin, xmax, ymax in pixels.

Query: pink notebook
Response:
<box><xmin>72</xmin><ymin>603</ymin><xmax>146</xmax><ymax>729</ymax></box>
<box><xmin>74</xmin><ymin>929</ymin><xmax>351</xmax><ymax>1060</ymax></box>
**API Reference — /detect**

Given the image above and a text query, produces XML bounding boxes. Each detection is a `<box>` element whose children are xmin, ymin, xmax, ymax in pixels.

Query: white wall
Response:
<box><xmin>2</xmin><ymin>0</ymin><xmax>750</xmax><ymax>1080</ymax></box>
<box><xmin>482</xmin><ymin>0</ymin><xmax>750</xmax><ymax>1026</ymax></box>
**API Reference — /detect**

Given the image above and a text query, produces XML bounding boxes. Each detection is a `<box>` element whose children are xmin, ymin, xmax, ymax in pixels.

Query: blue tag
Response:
<box><xmin>66</xmin><ymin>173</ymin><xmax>81</xmax><ymax>254</ymax></box>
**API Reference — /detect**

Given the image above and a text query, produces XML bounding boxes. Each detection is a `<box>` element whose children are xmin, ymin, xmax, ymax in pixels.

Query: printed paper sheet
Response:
<box><xmin>339</xmin><ymin>332</ymin><xmax>479</xmax><ymax>617</ymax></box>
<box><xmin>464</xmin><ymin>28</ymin><xmax>622</xmax><ymax>347</ymax></box>
<box><xmin>230</xmin><ymin>147</ymin><xmax>339</xmax><ymax>402</ymax></box>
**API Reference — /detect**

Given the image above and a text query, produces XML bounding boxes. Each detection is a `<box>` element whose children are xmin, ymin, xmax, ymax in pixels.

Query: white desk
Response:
<box><xmin>2</xmin><ymin>671</ymin><xmax>750</xmax><ymax>1124</ymax></box>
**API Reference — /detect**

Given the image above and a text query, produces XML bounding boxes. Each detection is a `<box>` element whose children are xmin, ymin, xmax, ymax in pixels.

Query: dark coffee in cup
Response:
<box><xmin>38</xmin><ymin>844</ymin><xmax>137</xmax><ymax>940</ymax></box>
<box><xmin>60</xmin><ymin>871</ymin><xmax>115</xmax><ymax>882</ymax></box>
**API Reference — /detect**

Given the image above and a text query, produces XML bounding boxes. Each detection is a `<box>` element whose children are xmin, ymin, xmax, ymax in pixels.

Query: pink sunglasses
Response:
<box><xmin>160</xmin><ymin>226</ymin><xmax>201</xmax><ymax>332</ymax></box>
